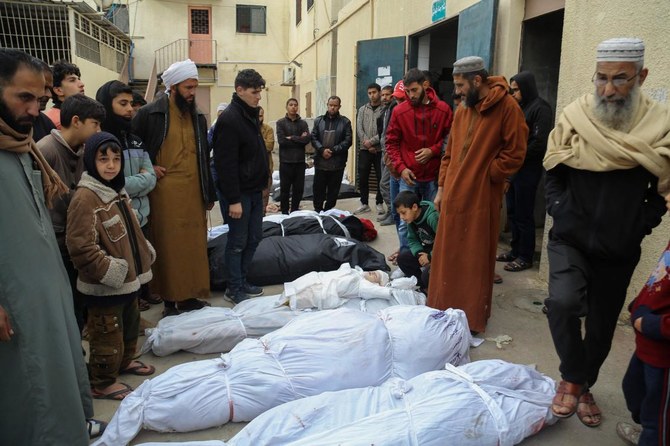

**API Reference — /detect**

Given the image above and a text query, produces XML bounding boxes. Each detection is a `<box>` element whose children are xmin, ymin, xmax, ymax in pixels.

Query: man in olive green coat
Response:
<box><xmin>0</xmin><ymin>49</ymin><xmax>92</xmax><ymax>445</ymax></box>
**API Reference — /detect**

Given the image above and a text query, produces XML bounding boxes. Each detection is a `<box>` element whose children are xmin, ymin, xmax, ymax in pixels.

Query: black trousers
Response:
<box><xmin>279</xmin><ymin>162</ymin><xmax>306</xmax><ymax>214</ymax></box>
<box><xmin>545</xmin><ymin>240</ymin><xmax>640</xmax><ymax>387</ymax></box>
<box><xmin>397</xmin><ymin>248</ymin><xmax>430</xmax><ymax>289</ymax></box>
<box><xmin>313</xmin><ymin>168</ymin><xmax>344</xmax><ymax>212</ymax></box>
<box><xmin>358</xmin><ymin>149</ymin><xmax>383</xmax><ymax>205</ymax></box>
<box><xmin>506</xmin><ymin>164</ymin><xmax>543</xmax><ymax>263</ymax></box>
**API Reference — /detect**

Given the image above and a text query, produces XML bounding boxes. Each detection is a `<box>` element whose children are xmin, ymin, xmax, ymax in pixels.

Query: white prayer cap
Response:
<box><xmin>453</xmin><ymin>56</ymin><xmax>485</xmax><ymax>75</ymax></box>
<box><xmin>162</xmin><ymin>59</ymin><xmax>199</xmax><ymax>93</ymax></box>
<box><xmin>596</xmin><ymin>38</ymin><xmax>645</xmax><ymax>63</ymax></box>
<box><xmin>216</xmin><ymin>102</ymin><xmax>229</xmax><ymax>113</ymax></box>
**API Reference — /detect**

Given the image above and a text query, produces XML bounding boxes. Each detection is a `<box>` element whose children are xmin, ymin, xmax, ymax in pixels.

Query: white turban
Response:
<box><xmin>596</xmin><ymin>38</ymin><xmax>645</xmax><ymax>63</ymax></box>
<box><xmin>216</xmin><ymin>102</ymin><xmax>229</xmax><ymax>113</ymax></box>
<box><xmin>162</xmin><ymin>59</ymin><xmax>199</xmax><ymax>93</ymax></box>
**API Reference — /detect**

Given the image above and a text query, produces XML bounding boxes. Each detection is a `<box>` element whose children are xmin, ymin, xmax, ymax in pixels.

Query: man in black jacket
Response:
<box><xmin>213</xmin><ymin>69</ymin><xmax>268</xmax><ymax>304</ymax></box>
<box><xmin>276</xmin><ymin>98</ymin><xmax>310</xmax><ymax>214</ymax></box>
<box><xmin>132</xmin><ymin>59</ymin><xmax>216</xmax><ymax>317</ymax></box>
<box><xmin>310</xmin><ymin>96</ymin><xmax>353</xmax><ymax>212</ymax></box>
<box><xmin>497</xmin><ymin>71</ymin><xmax>553</xmax><ymax>272</ymax></box>
<box><xmin>543</xmin><ymin>38</ymin><xmax>670</xmax><ymax>428</ymax></box>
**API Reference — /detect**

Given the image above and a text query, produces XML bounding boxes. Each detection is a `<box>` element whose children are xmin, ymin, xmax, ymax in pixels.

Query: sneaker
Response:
<box><xmin>375</xmin><ymin>203</ymin><xmax>385</xmax><ymax>215</ymax></box>
<box><xmin>616</xmin><ymin>422</ymin><xmax>641</xmax><ymax>446</ymax></box>
<box><xmin>353</xmin><ymin>204</ymin><xmax>371</xmax><ymax>215</ymax></box>
<box><xmin>376</xmin><ymin>212</ymin><xmax>390</xmax><ymax>222</ymax></box>
<box><xmin>379</xmin><ymin>214</ymin><xmax>395</xmax><ymax>226</ymax></box>
<box><xmin>243</xmin><ymin>282</ymin><xmax>264</xmax><ymax>297</ymax></box>
<box><xmin>224</xmin><ymin>288</ymin><xmax>249</xmax><ymax>304</ymax></box>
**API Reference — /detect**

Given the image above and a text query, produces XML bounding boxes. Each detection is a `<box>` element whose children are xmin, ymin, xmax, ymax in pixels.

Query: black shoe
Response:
<box><xmin>161</xmin><ymin>306</ymin><xmax>180</xmax><ymax>318</ymax></box>
<box><xmin>177</xmin><ymin>298</ymin><xmax>211</xmax><ymax>312</ymax></box>
<box><xmin>242</xmin><ymin>282</ymin><xmax>264</xmax><ymax>297</ymax></box>
<box><xmin>224</xmin><ymin>288</ymin><xmax>249</xmax><ymax>304</ymax></box>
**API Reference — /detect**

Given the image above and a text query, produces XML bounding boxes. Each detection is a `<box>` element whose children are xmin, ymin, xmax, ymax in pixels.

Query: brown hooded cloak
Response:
<box><xmin>428</xmin><ymin>76</ymin><xmax>528</xmax><ymax>333</ymax></box>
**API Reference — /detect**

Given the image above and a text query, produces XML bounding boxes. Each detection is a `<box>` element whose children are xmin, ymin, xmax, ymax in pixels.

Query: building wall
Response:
<box><xmin>73</xmin><ymin>56</ymin><xmax>124</xmax><ymax>99</ymax></box>
<box><xmin>127</xmin><ymin>0</ymin><xmax>292</xmax><ymax>122</ymax></box>
<box><xmin>287</xmin><ymin>0</ymin><xmax>526</xmax><ymax>181</ymax></box>
<box><xmin>539</xmin><ymin>0</ymin><xmax>670</xmax><ymax>305</ymax></box>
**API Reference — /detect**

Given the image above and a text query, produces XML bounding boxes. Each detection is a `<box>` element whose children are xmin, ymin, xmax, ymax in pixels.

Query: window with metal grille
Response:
<box><xmin>307</xmin><ymin>0</ymin><xmax>314</xmax><ymax>10</ymax></box>
<box><xmin>236</xmin><ymin>5</ymin><xmax>266</xmax><ymax>34</ymax></box>
<box><xmin>0</xmin><ymin>2</ymin><xmax>71</xmax><ymax>64</ymax></box>
<box><xmin>191</xmin><ymin>8</ymin><xmax>210</xmax><ymax>34</ymax></box>
<box><xmin>296</xmin><ymin>0</ymin><xmax>302</xmax><ymax>25</ymax></box>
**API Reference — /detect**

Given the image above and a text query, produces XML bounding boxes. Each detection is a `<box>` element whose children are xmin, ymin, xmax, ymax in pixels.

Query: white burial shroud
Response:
<box><xmin>141</xmin><ymin>263</ymin><xmax>425</xmax><ymax>356</ymax></box>
<box><xmin>93</xmin><ymin>305</ymin><xmax>472</xmax><ymax>446</ymax></box>
<box><xmin>136</xmin><ymin>360</ymin><xmax>557</xmax><ymax>446</ymax></box>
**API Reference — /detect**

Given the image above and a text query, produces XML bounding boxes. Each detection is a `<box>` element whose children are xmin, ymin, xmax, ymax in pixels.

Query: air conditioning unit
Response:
<box><xmin>282</xmin><ymin>66</ymin><xmax>296</xmax><ymax>86</ymax></box>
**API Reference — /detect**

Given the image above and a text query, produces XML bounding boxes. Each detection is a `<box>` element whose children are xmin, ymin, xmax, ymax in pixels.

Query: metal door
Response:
<box><xmin>456</xmin><ymin>0</ymin><xmax>498</xmax><ymax>70</ymax></box>
<box><xmin>355</xmin><ymin>37</ymin><xmax>406</xmax><ymax>191</ymax></box>
<box><xmin>356</xmin><ymin>37</ymin><xmax>406</xmax><ymax>112</ymax></box>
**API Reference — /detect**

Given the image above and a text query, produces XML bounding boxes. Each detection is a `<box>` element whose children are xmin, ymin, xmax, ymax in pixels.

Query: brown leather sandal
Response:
<box><xmin>577</xmin><ymin>391</ymin><xmax>602</xmax><ymax>427</ymax></box>
<box><xmin>551</xmin><ymin>380</ymin><xmax>582</xmax><ymax>418</ymax></box>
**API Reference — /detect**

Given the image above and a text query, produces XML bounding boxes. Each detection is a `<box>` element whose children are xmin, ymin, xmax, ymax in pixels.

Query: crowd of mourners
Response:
<box><xmin>0</xmin><ymin>35</ymin><xmax>669</xmax><ymax>446</ymax></box>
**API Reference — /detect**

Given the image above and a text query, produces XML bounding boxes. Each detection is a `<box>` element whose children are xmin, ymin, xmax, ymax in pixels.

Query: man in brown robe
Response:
<box><xmin>428</xmin><ymin>56</ymin><xmax>528</xmax><ymax>333</ymax></box>
<box><xmin>132</xmin><ymin>59</ymin><xmax>216</xmax><ymax>317</ymax></box>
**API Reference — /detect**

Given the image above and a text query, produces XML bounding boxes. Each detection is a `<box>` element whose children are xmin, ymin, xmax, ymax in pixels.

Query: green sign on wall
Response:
<box><xmin>432</xmin><ymin>0</ymin><xmax>446</xmax><ymax>22</ymax></box>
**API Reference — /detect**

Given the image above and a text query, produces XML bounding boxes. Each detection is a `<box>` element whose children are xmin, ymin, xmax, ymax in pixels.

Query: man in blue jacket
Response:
<box><xmin>213</xmin><ymin>69</ymin><xmax>269</xmax><ymax>304</ymax></box>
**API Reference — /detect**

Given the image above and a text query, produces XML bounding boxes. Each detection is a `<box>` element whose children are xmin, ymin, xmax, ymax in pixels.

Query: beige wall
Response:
<box><xmin>288</xmin><ymin>0</ymin><xmax>526</xmax><ymax>180</ymax></box>
<box><xmin>539</xmin><ymin>0</ymin><xmax>670</xmax><ymax>305</ymax></box>
<box><xmin>128</xmin><ymin>0</ymin><xmax>292</xmax><ymax>120</ymax></box>
<box><xmin>73</xmin><ymin>56</ymin><xmax>123</xmax><ymax>99</ymax></box>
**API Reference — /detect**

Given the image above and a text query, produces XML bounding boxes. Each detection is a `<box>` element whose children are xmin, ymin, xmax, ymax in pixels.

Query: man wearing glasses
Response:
<box><xmin>543</xmin><ymin>38</ymin><xmax>670</xmax><ymax>430</ymax></box>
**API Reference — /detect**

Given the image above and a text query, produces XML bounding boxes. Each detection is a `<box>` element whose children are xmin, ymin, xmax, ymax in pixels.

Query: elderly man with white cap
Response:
<box><xmin>428</xmin><ymin>56</ymin><xmax>527</xmax><ymax>334</ymax></box>
<box><xmin>543</xmin><ymin>38</ymin><xmax>670</xmax><ymax>430</ymax></box>
<box><xmin>132</xmin><ymin>59</ymin><xmax>216</xmax><ymax>317</ymax></box>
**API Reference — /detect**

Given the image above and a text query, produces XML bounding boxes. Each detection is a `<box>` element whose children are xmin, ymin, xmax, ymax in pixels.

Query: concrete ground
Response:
<box><xmin>93</xmin><ymin>195</ymin><xmax>635</xmax><ymax>445</ymax></box>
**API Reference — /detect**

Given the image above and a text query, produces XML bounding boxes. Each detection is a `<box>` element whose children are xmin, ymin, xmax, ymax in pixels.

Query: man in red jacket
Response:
<box><xmin>385</xmin><ymin>68</ymin><xmax>452</xmax><ymax>249</ymax></box>
<box><xmin>618</xmin><ymin>231</ymin><xmax>670</xmax><ymax>446</ymax></box>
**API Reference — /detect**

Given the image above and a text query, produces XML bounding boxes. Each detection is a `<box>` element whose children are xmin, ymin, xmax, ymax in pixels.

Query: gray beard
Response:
<box><xmin>592</xmin><ymin>83</ymin><xmax>639</xmax><ymax>132</ymax></box>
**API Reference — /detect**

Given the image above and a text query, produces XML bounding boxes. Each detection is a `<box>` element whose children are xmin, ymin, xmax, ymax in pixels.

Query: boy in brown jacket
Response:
<box><xmin>66</xmin><ymin>132</ymin><xmax>156</xmax><ymax>400</ymax></box>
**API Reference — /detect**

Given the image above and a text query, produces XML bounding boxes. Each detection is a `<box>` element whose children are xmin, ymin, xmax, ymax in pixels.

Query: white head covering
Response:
<box><xmin>596</xmin><ymin>38</ymin><xmax>645</xmax><ymax>63</ymax></box>
<box><xmin>453</xmin><ymin>56</ymin><xmax>485</xmax><ymax>74</ymax></box>
<box><xmin>216</xmin><ymin>102</ymin><xmax>229</xmax><ymax>113</ymax></box>
<box><xmin>162</xmin><ymin>59</ymin><xmax>199</xmax><ymax>93</ymax></box>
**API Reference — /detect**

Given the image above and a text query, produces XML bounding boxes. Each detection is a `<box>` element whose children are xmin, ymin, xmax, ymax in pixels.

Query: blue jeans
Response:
<box><xmin>221</xmin><ymin>191</ymin><xmax>264</xmax><ymax>291</ymax></box>
<box><xmin>389</xmin><ymin>176</ymin><xmax>407</xmax><ymax>249</ymax></box>
<box><xmin>397</xmin><ymin>178</ymin><xmax>437</xmax><ymax>249</ymax></box>
<box><xmin>622</xmin><ymin>354</ymin><xmax>670</xmax><ymax>446</ymax></box>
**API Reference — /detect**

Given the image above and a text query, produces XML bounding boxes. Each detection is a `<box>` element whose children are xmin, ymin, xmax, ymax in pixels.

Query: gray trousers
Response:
<box><xmin>379</xmin><ymin>155</ymin><xmax>391</xmax><ymax>208</ymax></box>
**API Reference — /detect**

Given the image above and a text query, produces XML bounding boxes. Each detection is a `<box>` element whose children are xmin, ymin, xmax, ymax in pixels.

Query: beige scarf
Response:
<box><xmin>544</xmin><ymin>92</ymin><xmax>670</xmax><ymax>193</ymax></box>
<box><xmin>0</xmin><ymin>117</ymin><xmax>68</xmax><ymax>208</ymax></box>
